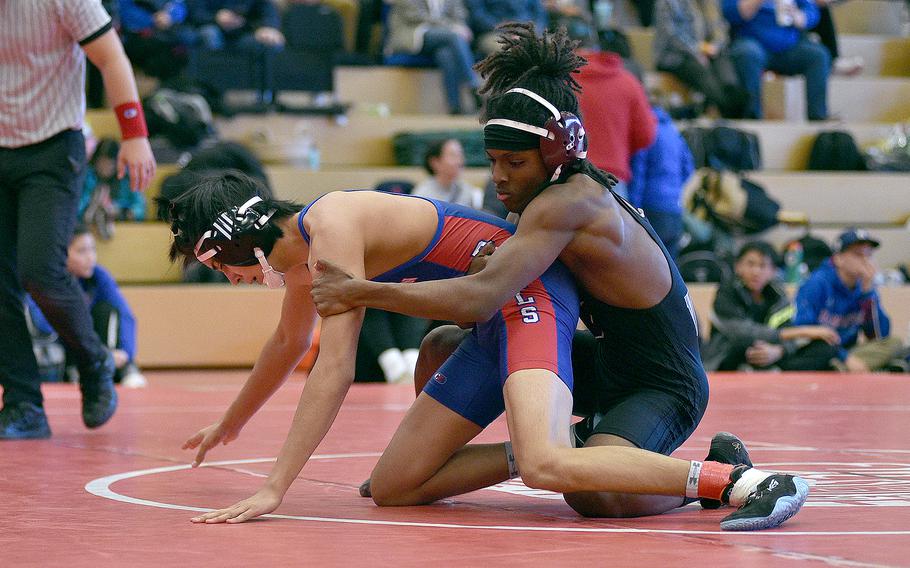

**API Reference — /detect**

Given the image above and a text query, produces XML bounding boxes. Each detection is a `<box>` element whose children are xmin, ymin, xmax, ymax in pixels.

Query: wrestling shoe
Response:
<box><xmin>720</xmin><ymin>473</ymin><xmax>810</xmax><ymax>531</ymax></box>
<box><xmin>79</xmin><ymin>351</ymin><xmax>118</xmax><ymax>429</ymax></box>
<box><xmin>0</xmin><ymin>402</ymin><xmax>51</xmax><ymax>439</ymax></box>
<box><xmin>700</xmin><ymin>432</ymin><xmax>753</xmax><ymax>509</ymax></box>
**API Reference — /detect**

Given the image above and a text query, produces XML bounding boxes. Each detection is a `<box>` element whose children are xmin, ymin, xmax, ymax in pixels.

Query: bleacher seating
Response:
<box><xmin>124</xmin><ymin>283</ymin><xmax>910</xmax><ymax>367</ymax></box>
<box><xmin>82</xmin><ymin>1</ymin><xmax>910</xmax><ymax>367</ymax></box>
<box><xmin>87</xmin><ymin>109</ymin><xmax>901</xmax><ymax>171</ymax></box>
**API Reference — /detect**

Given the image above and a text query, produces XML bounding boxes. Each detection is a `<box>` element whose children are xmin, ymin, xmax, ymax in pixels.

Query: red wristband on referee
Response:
<box><xmin>114</xmin><ymin>101</ymin><xmax>148</xmax><ymax>140</ymax></box>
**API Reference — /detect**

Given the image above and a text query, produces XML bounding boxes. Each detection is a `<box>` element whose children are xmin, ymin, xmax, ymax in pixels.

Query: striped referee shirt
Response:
<box><xmin>0</xmin><ymin>0</ymin><xmax>112</xmax><ymax>148</ymax></box>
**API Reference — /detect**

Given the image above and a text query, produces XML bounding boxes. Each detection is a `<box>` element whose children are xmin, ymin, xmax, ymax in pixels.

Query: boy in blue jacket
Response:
<box><xmin>26</xmin><ymin>226</ymin><xmax>145</xmax><ymax>387</ymax></box>
<box><xmin>794</xmin><ymin>229</ymin><xmax>905</xmax><ymax>372</ymax></box>
<box><xmin>628</xmin><ymin>105</ymin><xmax>694</xmax><ymax>261</ymax></box>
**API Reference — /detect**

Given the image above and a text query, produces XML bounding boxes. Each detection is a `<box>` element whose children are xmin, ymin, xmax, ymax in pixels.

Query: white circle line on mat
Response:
<box><xmin>84</xmin><ymin>455</ymin><xmax>910</xmax><ymax>536</ymax></box>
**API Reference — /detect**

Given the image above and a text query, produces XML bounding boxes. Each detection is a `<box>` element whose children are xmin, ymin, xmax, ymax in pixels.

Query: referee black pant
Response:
<box><xmin>0</xmin><ymin>129</ymin><xmax>107</xmax><ymax>408</ymax></box>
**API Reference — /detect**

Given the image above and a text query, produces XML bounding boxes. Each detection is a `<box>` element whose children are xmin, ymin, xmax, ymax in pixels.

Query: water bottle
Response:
<box><xmin>594</xmin><ymin>0</ymin><xmax>613</xmax><ymax>32</ymax></box>
<box><xmin>307</xmin><ymin>143</ymin><xmax>321</xmax><ymax>171</ymax></box>
<box><xmin>784</xmin><ymin>241</ymin><xmax>805</xmax><ymax>284</ymax></box>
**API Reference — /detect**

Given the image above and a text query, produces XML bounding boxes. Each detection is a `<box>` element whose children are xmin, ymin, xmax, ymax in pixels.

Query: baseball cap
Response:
<box><xmin>834</xmin><ymin>228</ymin><xmax>880</xmax><ymax>253</ymax></box>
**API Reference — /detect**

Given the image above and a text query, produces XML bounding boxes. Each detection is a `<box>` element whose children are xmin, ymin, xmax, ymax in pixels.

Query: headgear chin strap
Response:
<box><xmin>254</xmin><ymin>248</ymin><xmax>286</xmax><ymax>289</ymax></box>
<box><xmin>484</xmin><ymin>87</ymin><xmax>588</xmax><ymax>181</ymax></box>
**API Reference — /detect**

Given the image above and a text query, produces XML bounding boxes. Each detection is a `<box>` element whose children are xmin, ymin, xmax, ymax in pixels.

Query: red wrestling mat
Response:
<box><xmin>3</xmin><ymin>371</ymin><xmax>909</xmax><ymax>567</ymax></box>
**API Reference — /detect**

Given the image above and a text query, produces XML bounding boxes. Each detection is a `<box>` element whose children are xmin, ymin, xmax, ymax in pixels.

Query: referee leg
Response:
<box><xmin>16</xmin><ymin>131</ymin><xmax>108</xmax><ymax>373</ymax></box>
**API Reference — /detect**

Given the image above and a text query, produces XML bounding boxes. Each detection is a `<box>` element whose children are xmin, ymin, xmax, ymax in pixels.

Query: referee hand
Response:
<box><xmin>118</xmin><ymin>137</ymin><xmax>156</xmax><ymax>192</ymax></box>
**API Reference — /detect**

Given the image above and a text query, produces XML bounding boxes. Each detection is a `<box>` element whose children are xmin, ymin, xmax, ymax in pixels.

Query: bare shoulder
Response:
<box><xmin>303</xmin><ymin>191</ymin><xmax>364</xmax><ymax>233</ymax></box>
<box><xmin>521</xmin><ymin>173</ymin><xmax>606</xmax><ymax>231</ymax></box>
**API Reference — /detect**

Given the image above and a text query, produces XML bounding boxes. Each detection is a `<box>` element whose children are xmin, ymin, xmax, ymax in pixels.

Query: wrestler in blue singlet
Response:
<box><xmin>300</xmin><ymin>192</ymin><xmax>579</xmax><ymax>427</ymax></box>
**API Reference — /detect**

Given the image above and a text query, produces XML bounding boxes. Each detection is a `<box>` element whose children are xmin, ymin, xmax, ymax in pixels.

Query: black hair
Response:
<box><xmin>422</xmin><ymin>138</ymin><xmax>454</xmax><ymax>175</ymax></box>
<box><xmin>155</xmin><ymin>170</ymin><xmax>302</xmax><ymax>267</ymax></box>
<box><xmin>736</xmin><ymin>240</ymin><xmax>779</xmax><ymax>265</ymax></box>
<box><xmin>89</xmin><ymin>138</ymin><xmax>120</xmax><ymax>168</ymax></box>
<box><xmin>477</xmin><ymin>22</ymin><xmax>584</xmax><ymax>125</ymax></box>
<box><xmin>71</xmin><ymin>223</ymin><xmax>91</xmax><ymax>239</ymax></box>
<box><xmin>475</xmin><ymin>22</ymin><xmax>618</xmax><ymax>191</ymax></box>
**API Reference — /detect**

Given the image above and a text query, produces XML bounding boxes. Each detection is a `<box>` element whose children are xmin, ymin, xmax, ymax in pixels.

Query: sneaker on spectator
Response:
<box><xmin>700</xmin><ymin>432</ymin><xmax>753</xmax><ymax>509</ymax></box>
<box><xmin>829</xmin><ymin>357</ymin><xmax>849</xmax><ymax>372</ymax></box>
<box><xmin>121</xmin><ymin>364</ymin><xmax>148</xmax><ymax>389</ymax></box>
<box><xmin>0</xmin><ymin>401</ymin><xmax>51</xmax><ymax>440</ymax></box>
<box><xmin>79</xmin><ymin>351</ymin><xmax>118</xmax><ymax>428</ymax></box>
<box><xmin>832</xmin><ymin>56</ymin><xmax>864</xmax><ymax>76</ymax></box>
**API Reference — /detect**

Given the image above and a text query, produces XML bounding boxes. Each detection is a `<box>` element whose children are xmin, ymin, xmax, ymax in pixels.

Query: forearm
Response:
<box><xmin>95</xmin><ymin>38</ymin><xmax>142</xmax><ymax>107</ymax></box>
<box><xmin>350</xmin><ymin>277</ymin><xmax>501</xmax><ymax>323</ymax></box>
<box><xmin>264</xmin><ymin>357</ymin><xmax>354</xmax><ymax>494</ymax></box>
<box><xmin>778</xmin><ymin>327</ymin><xmax>810</xmax><ymax>342</ymax></box>
<box><xmin>221</xmin><ymin>333</ymin><xmax>309</xmax><ymax>430</ymax></box>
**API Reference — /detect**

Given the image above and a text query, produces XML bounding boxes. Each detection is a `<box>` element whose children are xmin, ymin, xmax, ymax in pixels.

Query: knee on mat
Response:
<box><xmin>370</xmin><ymin>469</ymin><xmax>425</xmax><ymax>507</ymax></box>
<box><xmin>369</xmin><ymin>472</ymin><xmax>425</xmax><ymax>507</ymax></box>
<box><xmin>563</xmin><ymin>491</ymin><xmax>641</xmax><ymax>519</ymax></box>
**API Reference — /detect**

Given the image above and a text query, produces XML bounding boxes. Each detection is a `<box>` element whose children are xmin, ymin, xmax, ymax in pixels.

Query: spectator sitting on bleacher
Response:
<box><xmin>190</xmin><ymin>0</ymin><xmax>286</xmax><ymax>52</ymax></box>
<box><xmin>722</xmin><ymin>0</ymin><xmax>830</xmax><ymax>120</ymax></box>
<box><xmin>628</xmin><ymin>104</ymin><xmax>694</xmax><ymax>260</ymax></box>
<box><xmin>386</xmin><ymin>0</ymin><xmax>482</xmax><ymax>115</ymax></box>
<box><xmin>702</xmin><ymin>241</ymin><xmax>841</xmax><ymax>372</ymax></box>
<box><xmin>794</xmin><ymin>229</ymin><xmax>906</xmax><ymax>373</ymax></box>
<box><xmin>119</xmin><ymin>0</ymin><xmax>196</xmax><ymax>80</ymax></box>
<box><xmin>81</xmin><ymin>138</ymin><xmax>147</xmax><ymax>242</ymax></box>
<box><xmin>809</xmin><ymin>0</ymin><xmax>864</xmax><ymax>76</ymax></box>
<box><xmin>412</xmin><ymin>138</ymin><xmax>484</xmax><ymax>209</ymax></box>
<box><xmin>25</xmin><ymin>225</ymin><xmax>147</xmax><ymax>388</ymax></box>
<box><xmin>467</xmin><ymin>0</ymin><xmax>548</xmax><ymax>56</ymax></box>
<box><xmin>653</xmin><ymin>0</ymin><xmax>750</xmax><ymax>118</ymax></box>
<box><xmin>576</xmin><ymin>34</ymin><xmax>657</xmax><ymax>198</ymax></box>
<box><xmin>544</xmin><ymin>0</ymin><xmax>593</xmax><ymax>41</ymax></box>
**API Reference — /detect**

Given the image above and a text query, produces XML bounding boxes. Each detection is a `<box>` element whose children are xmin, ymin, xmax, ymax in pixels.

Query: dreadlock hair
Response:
<box><xmin>475</xmin><ymin>22</ymin><xmax>618</xmax><ymax>191</ymax></box>
<box><xmin>155</xmin><ymin>170</ymin><xmax>302</xmax><ymax>267</ymax></box>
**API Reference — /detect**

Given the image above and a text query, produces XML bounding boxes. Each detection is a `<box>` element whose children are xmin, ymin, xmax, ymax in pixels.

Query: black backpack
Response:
<box><xmin>143</xmin><ymin>88</ymin><xmax>216</xmax><ymax>149</ymax></box>
<box><xmin>807</xmin><ymin>131</ymin><xmax>866</xmax><ymax>171</ymax></box>
<box><xmin>683</xmin><ymin>125</ymin><xmax>762</xmax><ymax>172</ymax></box>
<box><xmin>677</xmin><ymin>250</ymin><xmax>733</xmax><ymax>283</ymax></box>
<box><xmin>783</xmin><ymin>233</ymin><xmax>832</xmax><ymax>272</ymax></box>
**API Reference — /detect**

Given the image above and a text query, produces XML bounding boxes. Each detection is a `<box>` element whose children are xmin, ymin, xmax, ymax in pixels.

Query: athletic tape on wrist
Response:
<box><xmin>114</xmin><ymin>101</ymin><xmax>148</xmax><ymax>140</ymax></box>
<box><xmin>504</xmin><ymin>441</ymin><xmax>519</xmax><ymax>479</ymax></box>
<box><xmin>686</xmin><ymin>460</ymin><xmax>702</xmax><ymax>498</ymax></box>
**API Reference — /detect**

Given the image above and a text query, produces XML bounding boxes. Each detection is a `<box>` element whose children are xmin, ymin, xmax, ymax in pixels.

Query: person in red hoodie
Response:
<box><xmin>576</xmin><ymin>38</ymin><xmax>657</xmax><ymax>199</ymax></box>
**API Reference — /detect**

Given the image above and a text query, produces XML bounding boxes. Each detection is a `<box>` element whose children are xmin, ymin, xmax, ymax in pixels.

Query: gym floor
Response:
<box><xmin>4</xmin><ymin>370</ymin><xmax>909</xmax><ymax>567</ymax></box>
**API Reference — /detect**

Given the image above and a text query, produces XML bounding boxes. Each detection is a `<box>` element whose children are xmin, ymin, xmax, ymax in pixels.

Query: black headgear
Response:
<box><xmin>484</xmin><ymin>88</ymin><xmax>588</xmax><ymax>181</ymax></box>
<box><xmin>194</xmin><ymin>196</ymin><xmax>278</xmax><ymax>266</ymax></box>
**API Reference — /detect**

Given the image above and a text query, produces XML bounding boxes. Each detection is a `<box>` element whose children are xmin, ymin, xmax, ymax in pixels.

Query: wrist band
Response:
<box><xmin>685</xmin><ymin>460</ymin><xmax>702</xmax><ymax>498</ymax></box>
<box><xmin>114</xmin><ymin>101</ymin><xmax>148</xmax><ymax>140</ymax></box>
<box><xmin>504</xmin><ymin>441</ymin><xmax>520</xmax><ymax>479</ymax></box>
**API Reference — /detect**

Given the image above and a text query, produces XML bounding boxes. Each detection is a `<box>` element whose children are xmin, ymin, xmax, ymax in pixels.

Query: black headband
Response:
<box><xmin>483</xmin><ymin>123</ymin><xmax>541</xmax><ymax>151</ymax></box>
